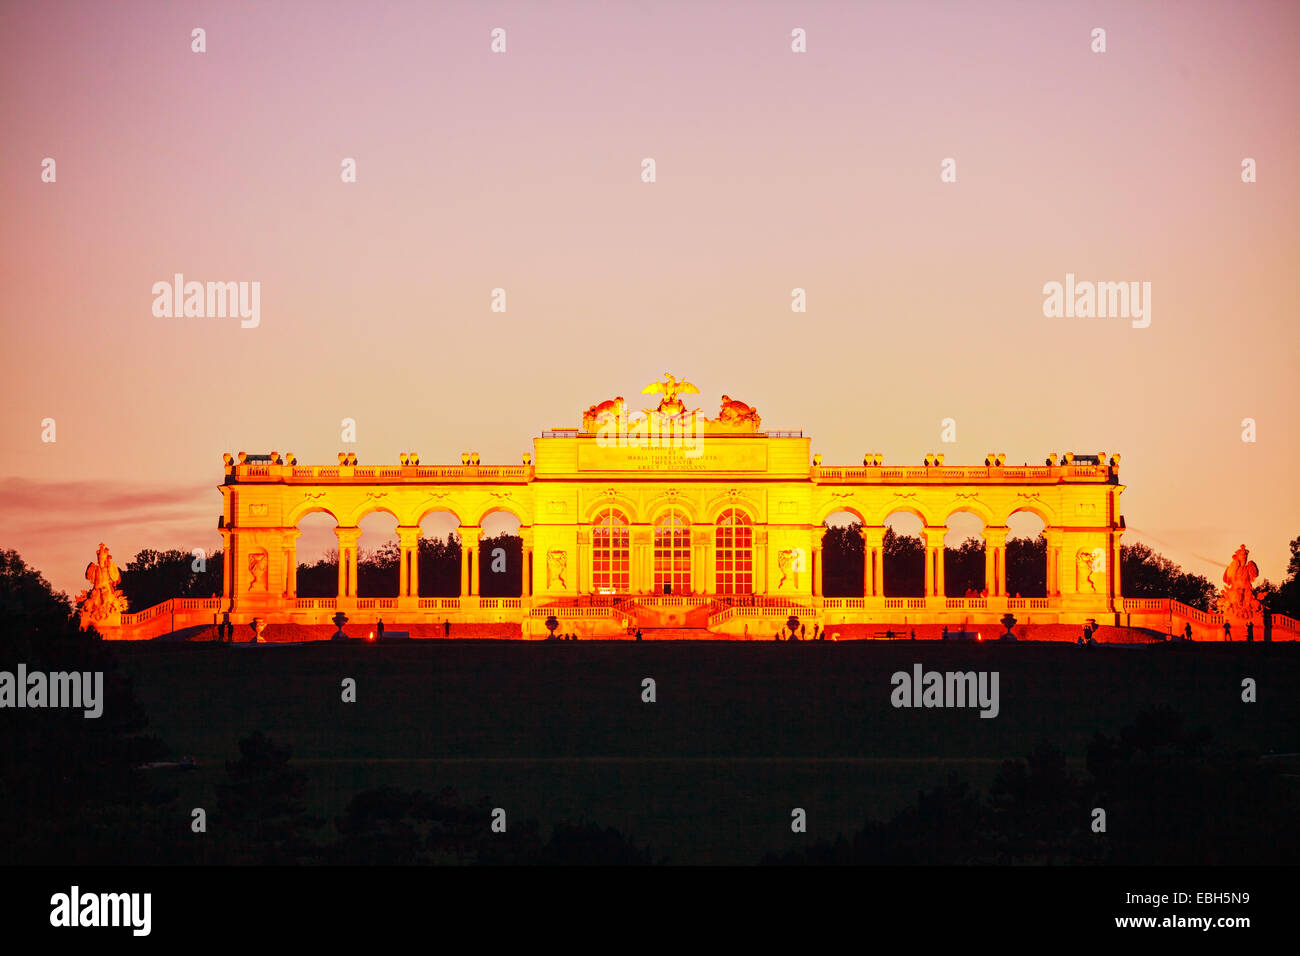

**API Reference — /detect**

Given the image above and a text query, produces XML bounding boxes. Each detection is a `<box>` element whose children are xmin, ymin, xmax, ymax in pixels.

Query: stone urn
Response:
<box><xmin>331</xmin><ymin>612</ymin><xmax>350</xmax><ymax>641</ymax></box>
<box><xmin>999</xmin><ymin>612</ymin><xmax>1017</xmax><ymax>641</ymax></box>
<box><xmin>250</xmin><ymin>617</ymin><xmax>267</xmax><ymax>643</ymax></box>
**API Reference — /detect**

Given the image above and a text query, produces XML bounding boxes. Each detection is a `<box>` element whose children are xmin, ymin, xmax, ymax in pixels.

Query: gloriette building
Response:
<box><xmin>106</xmin><ymin>375</ymin><xmax>1143</xmax><ymax>639</ymax></box>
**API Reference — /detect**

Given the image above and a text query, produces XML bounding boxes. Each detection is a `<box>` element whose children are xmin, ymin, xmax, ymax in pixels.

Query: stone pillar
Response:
<box><xmin>575</xmin><ymin>528</ymin><xmax>589</xmax><ymax>593</ymax></box>
<box><xmin>754</xmin><ymin>529</ymin><xmax>768</xmax><ymax>594</ymax></box>
<box><xmin>459</xmin><ymin>526</ymin><xmax>481</xmax><ymax>596</ymax></box>
<box><xmin>228</xmin><ymin>530</ymin><xmax>242</xmax><ymax>611</ymax></box>
<box><xmin>812</xmin><ymin>541</ymin><xmax>824</xmax><ymax>597</ymax></box>
<box><xmin>519</xmin><ymin>527</ymin><xmax>534</xmax><ymax>598</ymax></box>
<box><xmin>1110</xmin><ymin>525</ymin><xmax>1125</xmax><ymax>604</ymax></box>
<box><xmin>282</xmin><ymin>528</ymin><xmax>301</xmax><ymax>599</ymax></box>
<box><xmin>220</xmin><ymin>528</ymin><xmax>234</xmax><ymax>604</ymax></box>
<box><xmin>982</xmin><ymin>526</ymin><xmax>1008</xmax><ymax>597</ymax></box>
<box><xmin>335</xmin><ymin>527</ymin><xmax>361</xmax><ymax>600</ymax></box>
<box><xmin>860</xmin><ymin>527</ymin><xmax>884</xmax><ymax>597</ymax></box>
<box><xmin>1043</xmin><ymin>529</ymin><xmax>1062</xmax><ymax>596</ymax></box>
<box><xmin>702</xmin><ymin>531</ymin><xmax>715</xmax><ymax>595</ymax></box>
<box><xmin>397</xmin><ymin>526</ymin><xmax>421</xmax><ymax>598</ymax></box>
<box><xmin>922</xmin><ymin>527</ymin><xmax>945</xmax><ymax>597</ymax></box>
<box><xmin>632</xmin><ymin>527</ymin><xmax>651</xmax><ymax>593</ymax></box>
<box><xmin>691</xmin><ymin>529</ymin><xmax>706</xmax><ymax>594</ymax></box>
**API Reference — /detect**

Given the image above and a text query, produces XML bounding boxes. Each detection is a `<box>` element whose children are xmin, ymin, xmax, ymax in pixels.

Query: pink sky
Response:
<box><xmin>1</xmin><ymin>0</ymin><xmax>1297</xmax><ymax>597</ymax></box>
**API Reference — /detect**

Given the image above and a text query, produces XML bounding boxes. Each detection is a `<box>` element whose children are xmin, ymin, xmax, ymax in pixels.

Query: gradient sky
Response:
<box><xmin>2</xmin><ymin>0</ymin><xmax>1297</xmax><ymax>598</ymax></box>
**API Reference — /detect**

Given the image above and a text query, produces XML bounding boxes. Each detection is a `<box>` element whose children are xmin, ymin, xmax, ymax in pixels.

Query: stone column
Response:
<box><xmin>982</xmin><ymin>526</ymin><xmax>1008</xmax><ymax>596</ymax></box>
<box><xmin>575</xmin><ymin>528</ymin><xmax>589</xmax><ymax>593</ymax></box>
<box><xmin>701</xmin><ymin>530</ymin><xmax>715</xmax><ymax>596</ymax></box>
<box><xmin>397</xmin><ymin>526</ymin><xmax>421</xmax><ymax>598</ymax></box>
<box><xmin>1043</xmin><ymin>529</ymin><xmax>1062</xmax><ymax>596</ymax></box>
<box><xmin>922</xmin><ymin>527</ymin><xmax>945</xmax><ymax>598</ymax></box>
<box><xmin>282</xmin><ymin>528</ymin><xmax>301</xmax><ymax>599</ymax></box>
<box><xmin>1110</xmin><ymin>525</ymin><xmax>1125</xmax><ymax>605</ymax></box>
<box><xmin>632</xmin><ymin>527</ymin><xmax>651</xmax><ymax>593</ymax></box>
<box><xmin>519</xmin><ymin>527</ymin><xmax>534</xmax><ymax>597</ymax></box>
<box><xmin>812</xmin><ymin>540</ymin><xmax>824</xmax><ymax>597</ymax></box>
<box><xmin>860</xmin><ymin>527</ymin><xmax>884</xmax><ymax>597</ymax></box>
<box><xmin>335</xmin><ymin>527</ymin><xmax>361</xmax><ymax>600</ymax></box>
<box><xmin>458</xmin><ymin>526</ymin><xmax>481</xmax><ymax>596</ymax></box>
<box><xmin>754</xmin><ymin>529</ymin><xmax>767</xmax><ymax>594</ymax></box>
<box><xmin>228</xmin><ymin>530</ymin><xmax>246</xmax><ymax>613</ymax></box>
<box><xmin>220</xmin><ymin>528</ymin><xmax>234</xmax><ymax>605</ymax></box>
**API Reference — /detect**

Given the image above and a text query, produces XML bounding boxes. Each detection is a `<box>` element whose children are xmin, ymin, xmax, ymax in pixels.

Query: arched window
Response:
<box><xmin>653</xmin><ymin>508</ymin><xmax>692</xmax><ymax>593</ymax></box>
<box><xmin>715</xmin><ymin>509</ymin><xmax>753</xmax><ymax>594</ymax></box>
<box><xmin>592</xmin><ymin>508</ymin><xmax>630</xmax><ymax>593</ymax></box>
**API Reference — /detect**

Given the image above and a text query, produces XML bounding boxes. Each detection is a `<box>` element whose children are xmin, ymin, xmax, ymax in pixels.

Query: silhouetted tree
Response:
<box><xmin>762</xmin><ymin>708</ymin><xmax>1300</xmax><ymax>865</ymax></box>
<box><xmin>1121</xmin><ymin>543</ymin><xmax>1216</xmax><ymax>610</ymax></box>
<box><xmin>0</xmin><ymin>550</ymin><xmax>176</xmax><ymax>865</ymax></box>
<box><xmin>296</xmin><ymin>549</ymin><xmax>339</xmax><ymax>598</ymax></box>
<box><xmin>882</xmin><ymin>527</ymin><xmax>924</xmax><ymax>597</ymax></box>
<box><xmin>821</xmin><ymin>523</ymin><xmax>864</xmax><ymax>597</ymax></box>
<box><xmin>1006</xmin><ymin>534</ymin><xmax>1047</xmax><ymax>597</ymax></box>
<box><xmin>214</xmin><ymin>731</ymin><xmax>321</xmax><ymax>864</ymax></box>
<box><xmin>479</xmin><ymin>533</ymin><xmax>523</xmax><ymax>597</ymax></box>
<box><xmin>357</xmin><ymin>541</ymin><xmax>400</xmax><ymax>597</ymax></box>
<box><xmin>119</xmin><ymin>547</ymin><xmax>224</xmax><ymax>609</ymax></box>
<box><xmin>541</xmin><ymin>822</ymin><xmax>656</xmax><ymax>865</ymax></box>
<box><xmin>419</xmin><ymin>534</ymin><xmax>462</xmax><ymax>597</ymax></box>
<box><xmin>1263</xmin><ymin>535</ymin><xmax>1300</xmax><ymax>619</ymax></box>
<box><xmin>944</xmin><ymin>537</ymin><xmax>985</xmax><ymax>596</ymax></box>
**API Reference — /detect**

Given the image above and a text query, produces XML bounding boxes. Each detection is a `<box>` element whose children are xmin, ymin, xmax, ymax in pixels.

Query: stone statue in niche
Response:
<box><xmin>546</xmin><ymin>549</ymin><xmax>567</xmax><ymax>589</ymax></box>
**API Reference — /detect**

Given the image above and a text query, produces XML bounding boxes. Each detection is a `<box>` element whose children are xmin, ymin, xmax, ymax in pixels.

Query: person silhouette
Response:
<box><xmin>1247</xmin><ymin>621</ymin><xmax>1254</xmax><ymax>642</ymax></box>
<box><xmin>1184</xmin><ymin>623</ymin><xmax>1193</xmax><ymax>641</ymax></box>
<box><xmin>443</xmin><ymin>618</ymin><xmax>451</xmax><ymax>637</ymax></box>
<box><xmin>1223</xmin><ymin>621</ymin><xmax>1232</xmax><ymax>642</ymax></box>
<box><xmin>377</xmin><ymin>618</ymin><xmax>384</xmax><ymax>639</ymax></box>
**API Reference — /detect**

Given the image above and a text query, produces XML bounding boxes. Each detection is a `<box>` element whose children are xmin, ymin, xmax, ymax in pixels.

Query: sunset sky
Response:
<box><xmin>2</xmin><ymin>0</ymin><xmax>1297</xmax><ymax>597</ymax></box>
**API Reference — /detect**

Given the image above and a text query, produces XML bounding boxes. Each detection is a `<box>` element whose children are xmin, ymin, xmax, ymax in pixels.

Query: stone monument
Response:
<box><xmin>1217</xmin><ymin>544</ymin><xmax>1265</xmax><ymax>632</ymax></box>
<box><xmin>75</xmin><ymin>542</ymin><xmax>129</xmax><ymax>631</ymax></box>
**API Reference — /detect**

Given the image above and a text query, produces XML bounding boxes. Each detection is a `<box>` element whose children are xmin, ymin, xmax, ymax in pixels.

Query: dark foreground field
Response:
<box><xmin>108</xmin><ymin>640</ymin><xmax>1300</xmax><ymax>864</ymax></box>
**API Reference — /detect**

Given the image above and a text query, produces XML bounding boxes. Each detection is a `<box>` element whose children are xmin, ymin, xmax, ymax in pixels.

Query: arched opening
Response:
<box><xmin>592</xmin><ymin>508</ymin><xmax>631</xmax><ymax>594</ymax></box>
<box><xmin>653</xmin><ymin>508</ymin><xmax>691</xmax><ymax>594</ymax></box>
<box><xmin>1006</xmin><ymin>511</ymin><xmax>1048</xmax><ymax>598</ymax></box>
<box><xmin>820</xmin><ymin>511</ymin><xmax>863</xmax><ymax>597</ymax></box>
<box><xmin>418</xmin><ymin>511</ymin><xmax>462</xmax><ymax>597</ymax></box>
<box><xmin>715</xmin><ymin>508</ymin><xmax>754</xmax><ymax>595</ymax></box>
<box><xmin>295</xmin><ymin>511</ymin><xmax>339</xmax><ymax>597</ymax></box>
<box><xmin>357</xmin><ymin>511</ymin><xmax>400</xmax><ymax>597</ymax></box>
<box><xmin>480</xmin><ymin>511</ymin><xmax>523</xmax><ymax>597</ymax></box>
<box><xmin>882</xmin><ymin>512</ymin><xmax>925</xmax><ymax>597</ymax></box>
<box><xmin>944</xmin><ymin>511</ymin><xmax>986</xmax><ymax>597</ymax></box>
